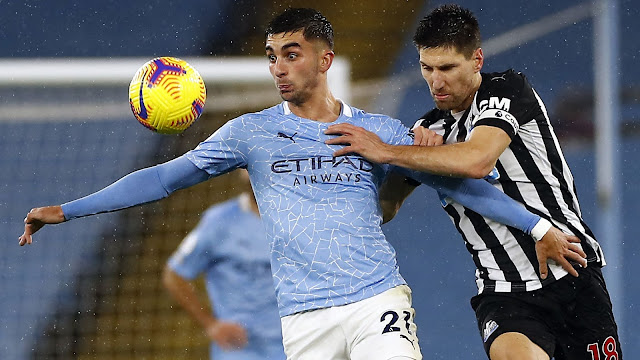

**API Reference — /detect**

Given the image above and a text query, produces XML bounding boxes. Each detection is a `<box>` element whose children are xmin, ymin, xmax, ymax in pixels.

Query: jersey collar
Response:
<box><xmin>282</xmin><ymin>100</ymin><xmax>353</xmax><ymax>118</ymax></box>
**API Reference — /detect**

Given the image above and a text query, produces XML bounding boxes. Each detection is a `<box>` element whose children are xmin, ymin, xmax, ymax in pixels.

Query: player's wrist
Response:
<box><xmin>531</xmin><ymin>218</ymin><xmax>552</xmax><ymax>242</ymax></box>
<box><xmin>52</xmin><ymin>205</ymin><xmax>67</xmax><ymax>223</ymax></box>
<box><xmin>382</xmin><ymin>144</ymin><xmax>402</xmax><ymax>165</ymax></box>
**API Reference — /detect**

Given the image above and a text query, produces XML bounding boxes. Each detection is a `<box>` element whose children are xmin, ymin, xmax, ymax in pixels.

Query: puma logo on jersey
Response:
<box><xmin>491</xmin><ymin>74</ymin><xmax>507</xmax><ymax>81</ymax></box>
<box><xmin>277</xmin><ymin>132</ymin><xmax>297</xmax><ymax>143</ymax></box>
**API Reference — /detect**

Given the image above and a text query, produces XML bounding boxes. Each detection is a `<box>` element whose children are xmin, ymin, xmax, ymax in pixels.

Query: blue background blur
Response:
<box><xmin>1</xmin><ymin>0</ymin><xmax>240</xmax><ymax>57</ymax></box>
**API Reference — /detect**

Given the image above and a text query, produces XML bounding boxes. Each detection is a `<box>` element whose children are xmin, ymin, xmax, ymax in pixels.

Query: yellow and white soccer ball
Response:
<box><xmin>129</xmin><ymin>57</ymin><xmax>206</xmax><ymax>134</ymax></box>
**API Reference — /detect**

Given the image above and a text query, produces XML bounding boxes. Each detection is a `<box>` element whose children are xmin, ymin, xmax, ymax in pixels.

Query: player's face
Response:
<box><xmin>419</xmin><ymin>46</ymin><xmax>483</xmax><ymax>113</ymax></box>
<box><xmin>266</xmin><ymin>30</ymin><xmax>325</xmax><ymax>106</ymax></box>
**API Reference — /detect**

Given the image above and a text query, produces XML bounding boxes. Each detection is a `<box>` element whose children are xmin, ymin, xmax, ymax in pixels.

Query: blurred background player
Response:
<box><xmin>162</xmin><ymin>169</ymin><xmax>284</xmax><ymax>360</ymax></box>
<box><xmin>325</xmin><ymin>4</ymin><xmax>620</xmax><ymax>360</ymax></box>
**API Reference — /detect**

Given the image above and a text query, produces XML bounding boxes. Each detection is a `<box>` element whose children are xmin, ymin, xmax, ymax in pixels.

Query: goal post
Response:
<box><xmin>0</xmin><ymin>56</ymin><xmax>351</xmax><ymax>122</ymax></box>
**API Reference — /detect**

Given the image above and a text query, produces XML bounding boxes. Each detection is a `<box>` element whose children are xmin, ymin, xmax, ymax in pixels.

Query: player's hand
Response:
<box><xmin>324</xmin><ymin>123</ymin><xmax>392</xmax><ymax>163</ymax></box>
<box><xmin>206</xmin><ymin>321</ymin><xmax>248</xmax><ymax>350</ymax></box>
<box><xmin>535</xmin><ymin>226</ymin><xmax>587</xmax><ymax>279</ymax></box>
<box><xmin>19</xmin><ymin>206</ymin><xmax>65</xmax><ymax>246</ymax></box>
<box><xmin>412</xmin><ymin>126</ymin><xmax>443</xmax><ymax>147</ymax></box>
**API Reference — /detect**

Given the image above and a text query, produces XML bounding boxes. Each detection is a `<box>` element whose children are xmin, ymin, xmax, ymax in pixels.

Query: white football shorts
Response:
<box><xmin>280</xmin><ymin>285</ymin><xmax>422</xmax><ymax>360</ymax></box>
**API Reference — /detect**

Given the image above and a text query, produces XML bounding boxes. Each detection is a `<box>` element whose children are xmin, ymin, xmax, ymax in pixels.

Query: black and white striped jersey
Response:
<box><xmin>417</xmin><ymin>69</ymin><xmax>605</xmax><ymax>294</ymax></box>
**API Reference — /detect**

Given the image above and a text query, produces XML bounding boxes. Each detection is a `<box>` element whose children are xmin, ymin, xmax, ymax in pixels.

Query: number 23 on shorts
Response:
<box><xmin>380</xmin><ymin>309</ymin><xmax>418</xmax><ymax>348</ymax></box>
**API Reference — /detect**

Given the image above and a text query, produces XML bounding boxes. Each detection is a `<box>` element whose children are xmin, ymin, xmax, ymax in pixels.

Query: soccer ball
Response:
<box><xmin>129</xmin><ymin>57</ymin><xmax>206</xmax><ymax>134</ymax></box>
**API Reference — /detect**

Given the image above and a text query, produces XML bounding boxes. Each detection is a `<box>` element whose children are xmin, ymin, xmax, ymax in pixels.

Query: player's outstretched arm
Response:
<box><xmin>19</xmin><ymin>156</ymin><xmax>211</xmax><ymax>245</ymax></box>
<box><xmin>63</xmin><ymin>156</ymin><xmax>210</xmax><ymax>220</ymax></box>
<box><xmin>393</xmin><ymin>166</ymin><xmax>539</xmax><ymax>233</ymax></box>
<box><xmin>19</xmin><ymin>206</ymin><xmax>65</xmax><ymax>246</ymax></box>
<box><xmin>403</xmin><ymin>169</ymin><xmax>587</xmax><ymax>276</ymax></box>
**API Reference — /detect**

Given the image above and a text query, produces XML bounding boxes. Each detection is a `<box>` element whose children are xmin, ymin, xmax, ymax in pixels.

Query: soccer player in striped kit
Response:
<box><xmin>326</xmin><ymin>4</ymin><xmax>621</xmax><ymax>360</ymax></box>
<box><xmin>20</xmin><ymin>7</ymin><xmax>584</xmax><ymax>360</ymax></box>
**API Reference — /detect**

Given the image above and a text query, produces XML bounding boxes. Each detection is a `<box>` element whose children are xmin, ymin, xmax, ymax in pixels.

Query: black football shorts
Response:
<box><xmin>471</xmin><ymin>266</ymin><xmax>622</xmax><ymax>359</ymax></box>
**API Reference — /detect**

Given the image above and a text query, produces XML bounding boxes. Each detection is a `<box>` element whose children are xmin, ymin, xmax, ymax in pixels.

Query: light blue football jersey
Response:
<box><xmin>168</xmin><ymin>194</ymin><xmax>285</xmax><ymax>360</ymax></box>
<box><xmin>185</xmin><ymin>102</ymin><xmax>412</xmax><ymax>317</ymax></box>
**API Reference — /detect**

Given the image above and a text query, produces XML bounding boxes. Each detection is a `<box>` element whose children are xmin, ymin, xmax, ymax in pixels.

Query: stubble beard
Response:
<box><xmin>433</xmin><ymin>93</ymin><xmax>469</xmax><ymax>112</ymax></box>
<box><xmin>433</xmin><ymin>97</ymin><xmax>456</xmax><ymax>111</ymax></box>
<box><xmin>280</xmin><ymin>77</ymin><xmax>317</xmax><ymax>107</ymax></box>
<box><xmin>281</xmin><ymin>89</ymin><xmax>309</xmax><ymax>107</ymax></box>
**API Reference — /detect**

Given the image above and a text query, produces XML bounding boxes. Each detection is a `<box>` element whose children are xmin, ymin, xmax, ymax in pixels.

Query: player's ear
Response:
<box><xmin>473</xmin><ymin>48</ymin><xmax>484</xmax><ymax>72</ymax></box>
<box><xmin>320</xmin><ymin>50</ymin><xmax>334</xmax><ymax>73</ymax></box>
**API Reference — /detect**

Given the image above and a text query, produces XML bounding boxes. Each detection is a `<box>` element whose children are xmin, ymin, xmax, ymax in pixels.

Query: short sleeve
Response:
<box><xmin>473</xmin><ymin>108</ymin><xmax>520</xmax><ymax>139</ymax></box>
<box><xmin>472</xmin><ymin>70</ymin><xmax>541</xmax><ymax>139</ymax></box>
<box><xmin>185</xmin><ymin>116</ymin><xmax>249</xmax><ymax>176</ymax></box>
<box><xmin>167</xmin><ymin>214</ymin><xmax>219</xmax><ymax>279</ymax></box>
<box><xmin>386</xmin><ymin>117</ymin><xmax>414</xmax><ymax>146</ymax></box>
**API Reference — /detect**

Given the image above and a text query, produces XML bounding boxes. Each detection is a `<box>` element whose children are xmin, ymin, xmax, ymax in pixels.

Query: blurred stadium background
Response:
<box><xmin>1</xmin><ymin>0</ymin><xmax>638</xmax><ymax>359</ymax></box>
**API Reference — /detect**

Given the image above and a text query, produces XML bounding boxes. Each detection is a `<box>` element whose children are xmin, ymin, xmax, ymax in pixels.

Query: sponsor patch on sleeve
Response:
<box><xmin>473</xmin><ymin>109</ymin><xmax>519</xmax><ymax>138</ymax></box>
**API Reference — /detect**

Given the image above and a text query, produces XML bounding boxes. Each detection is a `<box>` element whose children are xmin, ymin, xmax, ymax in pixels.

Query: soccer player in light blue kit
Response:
<box><xmin>20</xmin><ymin>8</ymin><xmax>577</xmax><ymax>360</ymax></box>
<box><xmin>163</xmin><ymin>170</ymin><xmax>284</xmax><ymax>360</ymax></box>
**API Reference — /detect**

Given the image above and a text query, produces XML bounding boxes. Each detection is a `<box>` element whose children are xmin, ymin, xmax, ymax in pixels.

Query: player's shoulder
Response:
<box><xmin>215</xmin><ymin>104</ymin><xmax>290</xmax><ymax>136</ymax></box>
<box><xmin>479</xmin><ymin>69</ymin><xmax>529</xmax><ymax>99</ymax></box>
<box><xmin>347</xmin><ymin>105</ymin><xmax>411</xmax><ymax>145</ymax></box>
<box><xmin>348</xmin><ymin>105</ymin><xmax>404</xmax><ymax>128</ymax></box>
<box><xmin>201</xmin><ymin>197</ymin><xmax>242</xmax><ymax>223</ymax></box>
<box><xmin>232</xmin><ymin>103</ymin><xmax>285</xmax><ymax>123</ymax></box>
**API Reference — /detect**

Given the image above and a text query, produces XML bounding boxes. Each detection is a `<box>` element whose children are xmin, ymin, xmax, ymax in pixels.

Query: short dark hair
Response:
<box><xmin>265</xmin><ymin>8</ymin><xmax>334</xmax><ymax>50</ymax></box>
<box><xmin>413</xmin><ymin>4</ymin><xmax>480</xmax><ymax>58</ymax></box>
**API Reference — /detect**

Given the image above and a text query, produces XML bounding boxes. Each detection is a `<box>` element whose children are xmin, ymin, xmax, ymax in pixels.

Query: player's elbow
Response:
<box><xmin>458</xmin><ymin>153</ymin><xmax>497</xmax><ymax>179</ymax></box>
<box><xmin>456</xmin><ymin>141</ymin><xmax>503</xmax><ymax>178</ymax></box>
<box><xmin>464</xmin><ymin>163</ymin><xmax>494</xmax><ymax>179</ymax></box>
<box><xmin>162</xmin><ymin>266</ymin><xmax>177</xmax><ymax>291</ymax></box>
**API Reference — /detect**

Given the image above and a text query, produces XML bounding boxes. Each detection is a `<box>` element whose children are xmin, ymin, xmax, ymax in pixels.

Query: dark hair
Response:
<box><xmin>265</xmin><ymin>8</ymin><xmax>334</xmax><ymax>50</ymax></box>
<box><xmin>413</xmin><ymin>4</ymin><xmax>480</xmax><ymax>58</ymax></box>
